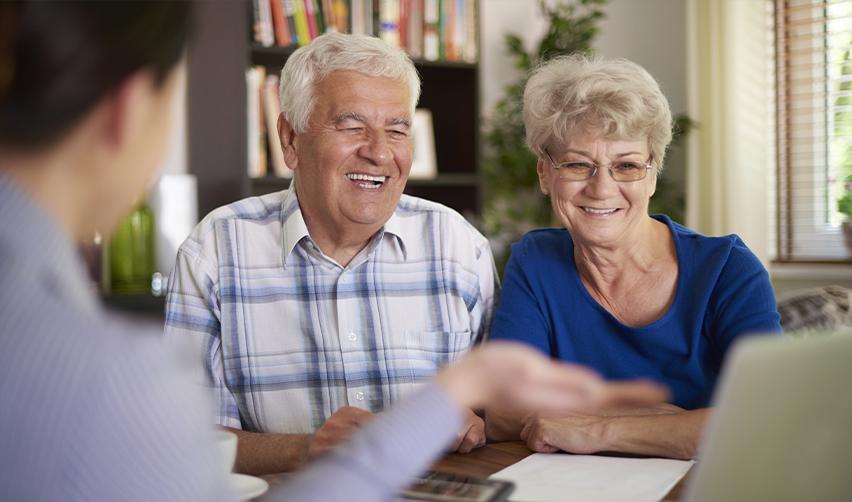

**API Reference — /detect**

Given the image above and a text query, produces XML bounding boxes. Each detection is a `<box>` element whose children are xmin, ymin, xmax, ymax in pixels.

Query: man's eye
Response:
<box><xmin>388</xmin><ymin>129</ymin><xmax>408</xmax><ymax>139</ymax></box>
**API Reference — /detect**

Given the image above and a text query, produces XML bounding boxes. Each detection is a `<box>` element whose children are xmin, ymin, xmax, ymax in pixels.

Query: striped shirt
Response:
<box><xmin>165</xmin><ymin>186</ymin><xmax>497</xmax><ymax>432</ymax></box>
<box><xmin>0</xmin><ymin>174</ymin><xmax>463</xmax><ymax>501</ymax></box>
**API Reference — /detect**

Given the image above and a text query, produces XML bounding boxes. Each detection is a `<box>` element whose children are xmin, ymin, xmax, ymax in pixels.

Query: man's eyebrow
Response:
<box><xmin>387</xmin><ymin>117</ymin><xmax>411</xmax><ymax>128</ymax></box>
<box><xmin>332</xmin><ymin>112</ymin><xmax>367</xmax><ymax>124</ymax></box>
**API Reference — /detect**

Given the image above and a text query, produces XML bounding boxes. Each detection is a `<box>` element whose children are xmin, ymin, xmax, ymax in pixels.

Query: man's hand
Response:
<box><xmin>308</xmin><ymin>406</ymin><xmax>374</xmax><ymax>458</ymax></box>
<box><xmin>520</xmin><ymin>413</ymin><xmax>606</xmax><ymax>454</ymax></box>
<box><xmin>448</xmin><ymin>409</ymin><xmax>486</xmax><ymax>454</ymax></box>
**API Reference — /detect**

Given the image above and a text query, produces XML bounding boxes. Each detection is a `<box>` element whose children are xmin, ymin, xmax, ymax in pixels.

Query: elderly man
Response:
<box><xmin>165</xmin><ymin>32</ymin><xmax>497</xmax><ymax>474</ymax></box>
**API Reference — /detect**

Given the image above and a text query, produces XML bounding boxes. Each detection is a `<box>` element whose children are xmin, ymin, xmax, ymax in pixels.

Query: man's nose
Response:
<box><xmin>359</xmin><ymin>132</ymin><xmax>392</xmax><ymax>164</ymax></box>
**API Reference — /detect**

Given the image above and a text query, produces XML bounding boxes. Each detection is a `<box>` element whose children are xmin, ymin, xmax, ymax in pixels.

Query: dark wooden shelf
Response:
<box><xmin>102</xmin><ymin>293</ymin><xmax>165</xmax><ymax>315</ymax></box>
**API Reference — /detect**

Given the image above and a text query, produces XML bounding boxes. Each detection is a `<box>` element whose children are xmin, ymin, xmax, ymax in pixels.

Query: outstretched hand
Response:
<box><xmin>435</xmin><ymin>342</ymin><xmax>668</xmax><ymax>417</ymax></box>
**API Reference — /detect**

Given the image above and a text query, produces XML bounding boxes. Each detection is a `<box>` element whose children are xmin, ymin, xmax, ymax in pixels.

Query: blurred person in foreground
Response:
<box><xmin>0</xmin><ymin>3</ymin><xmax>667</xmax><ymax>501</ymax></box>
<box><xmin>486</xmin><ymin>55</ymin><xmax>781</xmax><ymax>459</ymax></box>
<box><xmin>165</xmin><ymin>31</ymin><xmax>498</xmax><ymax>474</ymax></box>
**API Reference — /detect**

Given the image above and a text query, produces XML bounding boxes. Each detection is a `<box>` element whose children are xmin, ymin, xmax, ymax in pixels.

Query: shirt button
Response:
<box><xmin>355</xmin><ymin>391</ymin><xmax>365</xmax><ymax>401</ymax></box>
<box><xmin>348</xmin><ymin>332</ymin><xmax>357</xmax><ymax>342</ymax></box>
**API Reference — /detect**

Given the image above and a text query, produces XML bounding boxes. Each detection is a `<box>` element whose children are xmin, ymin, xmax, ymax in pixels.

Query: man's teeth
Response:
<box><xmin>583</xmin><ymin>207</ymin><xmax>618</xmax><ymax>214</ymax></box>
<box><xmin>347</xmin><ymin>173</ymin><xmax>387</xmax><ymax>182</ymax></box>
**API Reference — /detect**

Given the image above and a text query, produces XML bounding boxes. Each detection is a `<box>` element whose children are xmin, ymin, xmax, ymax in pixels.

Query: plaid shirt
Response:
<box><xmin>165</xmin><ymin>187</ymin><xmax>497</xmax><ymax>433</ymax></box>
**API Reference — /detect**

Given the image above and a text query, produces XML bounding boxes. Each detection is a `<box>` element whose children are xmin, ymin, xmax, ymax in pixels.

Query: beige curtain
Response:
<box><xmin>686</xmin><ymin>0</ymin><xmax>775</xmax><ymax>264</ymax></box>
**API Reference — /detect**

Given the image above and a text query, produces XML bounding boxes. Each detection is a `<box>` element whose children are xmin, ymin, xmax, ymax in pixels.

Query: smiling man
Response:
<box><xmin>165</xmin><ymin>33</ymin><xmax>497</xmax><ymax>475</ymax></box>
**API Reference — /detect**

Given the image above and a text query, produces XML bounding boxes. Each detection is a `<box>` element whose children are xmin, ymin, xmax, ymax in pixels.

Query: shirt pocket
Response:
<box><xmin>403</xmin><ymin>328</ymin><xmax>474</xmax><ymax>380</ymax></box>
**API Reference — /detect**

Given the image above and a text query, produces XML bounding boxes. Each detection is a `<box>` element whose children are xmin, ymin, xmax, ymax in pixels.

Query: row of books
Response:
<box><xmin>252</xmin><ymin>0</ymin><xmax>478</xmax><ymax>63</ymax></box>
<box><xmin>246</xmin><ymin>66</ymin><xmax>290</xmax><ymax>179</ymax></box>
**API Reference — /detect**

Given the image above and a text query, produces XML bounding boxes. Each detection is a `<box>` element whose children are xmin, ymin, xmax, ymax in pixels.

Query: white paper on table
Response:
<box><xmin>490</xmin><ymin>453</ymin><xmax>694</xmax><ymax>502</ymax></box>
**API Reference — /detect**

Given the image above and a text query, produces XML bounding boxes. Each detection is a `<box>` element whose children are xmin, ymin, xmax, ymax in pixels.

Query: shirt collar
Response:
<box><xmin>0</xmin><ymin>173</ymin><xmax>100</xmax><ymax>316</ymax></box>
<box><xmin>279</xmin><ymin>186</ymin><xmax>410</xmax><ymax>264</ymax></box>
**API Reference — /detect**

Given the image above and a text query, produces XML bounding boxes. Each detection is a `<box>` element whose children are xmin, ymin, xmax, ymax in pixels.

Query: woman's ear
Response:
<box><xmin>537</xmin><ymin>157</ymin><xmax>550</xmax><ymax>196</ymax></box>
<box><xmin>278</xmin><ymin>113</ymin><xmax>298</xmax><ymax>171</ymax></box>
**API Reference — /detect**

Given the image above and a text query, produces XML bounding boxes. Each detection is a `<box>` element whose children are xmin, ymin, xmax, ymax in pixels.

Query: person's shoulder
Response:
<box><xmin>395</xmin><ymin>194</ymin><xmax>487</xmax><ymax>242</ymax></box>
<box><xmin>194</xmin><ymin>190</ymin><xmax>287</xmax><ymax>234</ymax></box>
<box><xmin>512</xmin><ymin>227</ymin><xmax>572</xmax><ymax>258</ymax></box>
<box><xmin>656</xmin><ymin>214</ymin><xmax>764</xmax><ymax>272</ymax></box>
<box><xmin>179</xmin><ymin>189</ymin><xmax>288</xmax><ymax>258</ymax></box>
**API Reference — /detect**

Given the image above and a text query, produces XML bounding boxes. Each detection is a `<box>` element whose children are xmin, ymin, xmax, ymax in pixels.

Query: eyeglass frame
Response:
<box><xmin>543</xmin><ymin>147</ymin><xmax>655</xmax><ymax>182</ymax></box>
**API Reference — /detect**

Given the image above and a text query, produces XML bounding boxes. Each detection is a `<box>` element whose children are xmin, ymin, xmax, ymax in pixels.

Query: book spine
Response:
<box><xmin>379</xmin><ymin>0</ymin><xmax>400</xmax><ymax>48</ymax></box>
<box><xmin>256</xmin><ymin>0</ymin><xmax>276</xmax><ymax>46</ymax></box>
<box><xmin>263</xmin><ymin>76</ymin><xmax>289</xmax><ymax>177</ymax></box>
<box><xmin>269</xmin><ymin>0</ymin><xmax>292</xmax><ymax>46</ymax></box>
<box><xmin>350</xmin><ymin>0</ymin><xmax>365</xmax><ymax>35</ymax></box>
<box><xmin>331</xmin><ymin>0</ymin><xmax>349</xmax><ymax>32</ymax></box>
<box><xmin>407</xmin><ymin>0</ymin><xmax>423</xmax><ymax>59</ymax></box>
<box><xmin>304</xmin><ymin>0</ymin><xmax>319</xmax><ymax>39</ymax></box>
<box><xmin>462</xmin><ymin>0</ymin><xmax>477</xmax><ymax>63</ymax></box>
<box><xmin>399</xmin><ymin>0</ymin><xmax>409</xmax><ymax>51</ymax></box>
<box><xmin>282</xmin><ymin>0</ymin><xmax>299</xmax><ymax>45</ymax></box>
<box><xmin>291</xmin><ymin>0</ymin><xmax>312</xmax><ymax>45</ymax></box>
<box><xmin>423</xmin><ymin>0</ymin><xmax>439</xmax><ymax>61</ymax></box>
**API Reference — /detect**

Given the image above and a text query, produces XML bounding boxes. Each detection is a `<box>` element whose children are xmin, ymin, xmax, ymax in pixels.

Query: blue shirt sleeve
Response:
<box><xmin>705</xmin><ymin>237</ymin><xmax>782</xmax><ymax>358</ymax></box>
<box><xmin>488</xmin><ymin>240</ymin><xmax>554</xmax><ymax>357</ymax></box>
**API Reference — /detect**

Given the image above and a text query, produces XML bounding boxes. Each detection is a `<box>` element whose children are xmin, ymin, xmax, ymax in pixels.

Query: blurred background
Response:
<box><xmin>96</xmin><ymin>0</ymin><xmax>852</xmax><ymax>324</ymax></box>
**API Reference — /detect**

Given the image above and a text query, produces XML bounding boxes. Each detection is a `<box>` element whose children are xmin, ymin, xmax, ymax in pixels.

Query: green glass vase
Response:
<box><xmin>109</xmin><ymin>202</ymin><xmax>156</xmax><ymax>295</ymax></box>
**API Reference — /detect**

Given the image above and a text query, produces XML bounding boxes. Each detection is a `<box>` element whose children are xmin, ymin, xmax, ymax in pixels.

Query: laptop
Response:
<box><xmin>684</xmin><ymin>331</ymin><xmax>852</xmax><ymax>502</ymax></box>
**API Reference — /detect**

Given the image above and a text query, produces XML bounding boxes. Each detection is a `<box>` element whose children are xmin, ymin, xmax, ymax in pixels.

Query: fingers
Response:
<box><xmin>452</xmin><ymin>410</ymin><xmax>485</xmax><ymax>453</ymax></box>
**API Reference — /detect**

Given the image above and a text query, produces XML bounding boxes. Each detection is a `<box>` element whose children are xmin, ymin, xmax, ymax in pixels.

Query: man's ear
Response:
<box><xmin>278</xmin><ymin>113</ymin><xmax>299</xmax><ymax>171</ymax></box>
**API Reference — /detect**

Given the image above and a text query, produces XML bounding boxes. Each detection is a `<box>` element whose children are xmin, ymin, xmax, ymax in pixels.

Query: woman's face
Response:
<box><xmin>537</xmin><ymin>129</ymin><xmax>657</xmax><ymax>248</ymax></box>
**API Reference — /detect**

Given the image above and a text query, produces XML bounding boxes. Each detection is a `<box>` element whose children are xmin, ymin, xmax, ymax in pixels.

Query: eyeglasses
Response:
<box><xmin>544</xmin><ymin>148</ymin><xmax>654</xmax><ymax>182</ymax></box>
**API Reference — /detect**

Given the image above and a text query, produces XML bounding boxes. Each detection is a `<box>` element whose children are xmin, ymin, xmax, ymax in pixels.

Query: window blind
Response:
<box><xmin>775</xmin><ymin>0</ymin><xmax>852</xmax><ymax>261</ymax></box>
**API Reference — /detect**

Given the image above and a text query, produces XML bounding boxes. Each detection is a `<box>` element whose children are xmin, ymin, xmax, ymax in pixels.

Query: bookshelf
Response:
<box><xmin>186</xmin><ymin>1</ymin><xmax>482</xmax><ymax>221</ymax></box>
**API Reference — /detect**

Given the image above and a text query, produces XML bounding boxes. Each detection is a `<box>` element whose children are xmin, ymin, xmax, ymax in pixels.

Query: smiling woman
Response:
<box><xmin>485</xmin><ymin>54</ymin><xmax>782</xmax><ymax>461</ymax></box>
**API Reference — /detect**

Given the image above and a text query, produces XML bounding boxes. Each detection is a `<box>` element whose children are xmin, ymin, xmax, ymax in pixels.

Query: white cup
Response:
<box><xmin>216</xmin><ymin>430</ymin><xmax>238</xmax><ymax>476</ymax></box>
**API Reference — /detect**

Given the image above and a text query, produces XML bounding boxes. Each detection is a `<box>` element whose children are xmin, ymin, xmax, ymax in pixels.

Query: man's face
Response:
<box><xmin>285</xmin><ymin>70</ymin><xmax>413</xmax><ymax>240</ymax></box>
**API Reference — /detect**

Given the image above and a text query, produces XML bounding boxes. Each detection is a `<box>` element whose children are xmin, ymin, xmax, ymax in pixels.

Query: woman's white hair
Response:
<box><xmin>523</xmin><ymin>54</ymin><xmax>673</xmax><ymax>173</ymax></box>
<box><xmin>279</xmin><ymin>32</ymin><xmax>421</xmax><ymax>134</ymax></box>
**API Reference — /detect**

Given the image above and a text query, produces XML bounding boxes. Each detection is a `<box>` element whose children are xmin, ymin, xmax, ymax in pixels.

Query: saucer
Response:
<box><xmin>230</xmin><ymin>473</ymin><xmax>269</xmax><ymax>500</ymax></box>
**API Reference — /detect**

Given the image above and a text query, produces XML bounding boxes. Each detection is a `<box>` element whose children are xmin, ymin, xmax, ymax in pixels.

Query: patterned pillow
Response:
<box><xmin>777</xmin><ymin>285</ymin><xmax>852</xmax><ymax>335</ymax></box>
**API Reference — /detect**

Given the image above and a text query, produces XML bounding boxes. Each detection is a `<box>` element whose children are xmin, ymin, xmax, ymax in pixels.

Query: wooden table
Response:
<box><xmin>432</xmin><ymin>441</ymin><xmax>689</xmax><ymax>501</ymax></box>
<box><xmin>260</xmin><ymin>441</ymin><xmax>689</xmax><ymax>500</ymax></box>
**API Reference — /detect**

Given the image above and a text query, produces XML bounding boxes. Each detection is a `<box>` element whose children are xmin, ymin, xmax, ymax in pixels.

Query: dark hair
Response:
<box><xmin>0</xmin><ymin>1</ymin><xmax>192</xmax><ymax>148</ymax></box>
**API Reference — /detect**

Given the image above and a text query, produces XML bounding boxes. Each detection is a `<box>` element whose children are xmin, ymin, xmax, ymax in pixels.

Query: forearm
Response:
<box><xmin>226</xmin><ymin>427</ymin><xmax>312</xmax><ymax>475</ymax></box>
<box><xmin>599</xmin><ymin>408</ymin><xmax>710</xmax><ymax>459</ymax></box>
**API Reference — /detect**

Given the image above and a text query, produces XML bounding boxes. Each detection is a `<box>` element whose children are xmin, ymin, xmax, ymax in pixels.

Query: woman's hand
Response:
<box><xmin>520</xmin><ymin>413</ymin><xmax>608</xmax><ymax>454</ymax></box>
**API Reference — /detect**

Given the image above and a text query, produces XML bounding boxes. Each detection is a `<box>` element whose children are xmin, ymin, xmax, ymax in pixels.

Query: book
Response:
<box><xmin>269</xmin><ymin>0</ymin><xmax>293</xmax><ymax>46</ymax></box>
<box><xmin>304</xmin><ymin>0</ymin><xmax>319</xmax><ymax>39</ymax></box>
<box><xmin>282</xmin><ymin>0</ymin><xmax>299</xmax><ymax>45</ymax></box>
<box><xmin>379</xmin><ymin>0</ymin><xmax>400</xmax><ymax>47</ymax></box>
<box><xmin>291</xmin><ymin>0</ymin><xmax>312</xmax><ymax>45</ymax></box>
<box><xmin>423</xmin><ymin>0</ymin><xmax>440</xmax><ymax>61</ymax></box>
<box><xmin>407</xmin><ymin>0</ymin><xmax>424</xmax><ymax>58</ymax></box>
<box><xmin>263</xmin><ymin>76</ymin><xmax>290</xmax><ymax>178</ymax></box>
<box><xmin>246</xmin><ymin>67</ymin><xmax>268</xmax><ymax>178</ymax></box>
<box><xmin>253</xmin><ymin>0</ymin><xmax>275</xmax><ymax>46</ymax></box>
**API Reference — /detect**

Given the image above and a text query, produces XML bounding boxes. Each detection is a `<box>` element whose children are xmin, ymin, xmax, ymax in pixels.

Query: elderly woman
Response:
<box><xmin>486</xmin><ymin>55</ymin><xmax>781</xmax><ymax>459</ymax></box>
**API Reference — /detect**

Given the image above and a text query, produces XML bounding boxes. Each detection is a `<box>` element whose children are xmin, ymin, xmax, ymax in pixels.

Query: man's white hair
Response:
<box><xmin>279</xmin><ymin>32</ymin><xmax>421</xmax><ymax>134</ymax></box>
